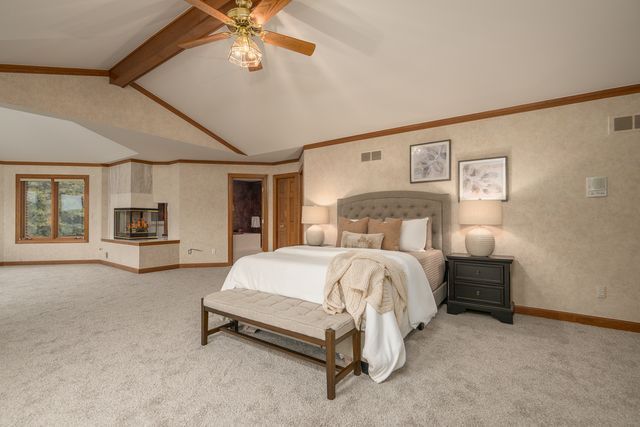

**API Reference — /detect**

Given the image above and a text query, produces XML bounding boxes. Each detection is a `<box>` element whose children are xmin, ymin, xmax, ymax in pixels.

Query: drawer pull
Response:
<box><xmin>476</xmin><ymin>290</ymin><xmax>480</xmax><ymax>296</ymax></box>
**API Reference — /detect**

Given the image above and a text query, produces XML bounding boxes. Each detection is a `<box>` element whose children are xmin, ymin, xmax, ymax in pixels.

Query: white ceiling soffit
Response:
<box><xmin>0</xmin><ymin>0</ymin><xmax>188</xmax><ymax>69</ymax></box>
<box><xmin>137</xmin><ymin>0</ymin><xmax>640</xmax><ymax>156</ymax></box>
<box><xmin>83</xmin><ymin>121</ymin><xmax>302</xmax><ymax>163</ymax></box>
<box><xmin>0</xmin><ymin>106</ymin><xmax>136</xmax><ymax>163</ymax></box>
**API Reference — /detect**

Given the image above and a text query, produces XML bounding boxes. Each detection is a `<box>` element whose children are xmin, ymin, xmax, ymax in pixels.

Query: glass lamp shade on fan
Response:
<box><xmin>301</xmin><ymin>206</ymin><xmax>329</xmax><ymax>246</ymax></box>
<box><xmin>228</xmin><ymin>34</ymin><xmax>262</xmax><ymax>68</ymax></box>
<box><xmin>459</xmin><ymin>201</ymin><xmax>502</xmax><ymax>256</ymax></box>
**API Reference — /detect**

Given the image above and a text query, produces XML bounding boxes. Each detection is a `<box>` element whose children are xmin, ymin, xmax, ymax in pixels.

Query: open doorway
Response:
<box><xmin>228</xmin><ymin>174</ymin><xmax>268</xmax><ymax>263</ymax></box>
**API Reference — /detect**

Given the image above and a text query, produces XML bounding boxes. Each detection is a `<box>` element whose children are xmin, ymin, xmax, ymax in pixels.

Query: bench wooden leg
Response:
<box><xmin>201</xmin><ymin>298</ymin><xmax>208</xmax><ymax>346</ymax></box>
<box><xmin>353</xmin><ymin>330</ymin><xmax>362</xmax><ymax>376</ymax></box>
<box><xmin>325</xmin><ymin>329</ymin><xmax>336</xmax><ymax>400</ymax></box>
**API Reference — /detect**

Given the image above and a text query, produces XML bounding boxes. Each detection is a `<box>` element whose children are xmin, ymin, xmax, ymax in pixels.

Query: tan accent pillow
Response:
<box><xmin>341</xmin><ymin>231</ymin><xmax>384</xmax><ymax>249</ymax></box>
<box><xmin>368</xmin><ymin>218</ymin><xmax>402</xmax><ymax>251</ymax></box>
<box><xmin>336</xmin><ymin>217</ymin><xmax>369</xmax><ymax>247</ymax></box>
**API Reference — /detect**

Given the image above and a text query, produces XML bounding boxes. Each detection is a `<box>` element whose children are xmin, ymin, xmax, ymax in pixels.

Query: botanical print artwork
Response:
<box><xmin>410</xmin><ymin>140</ymin><xmax>451</xmax><ymax>183</ymax></box>
<box><xmin>459</xmin><ymin>157</ymin><xmax>508</xmax><ymax>201</ymax></box>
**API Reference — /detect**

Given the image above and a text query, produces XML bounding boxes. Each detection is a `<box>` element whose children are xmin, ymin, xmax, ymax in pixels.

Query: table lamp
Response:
<box><xmin>459</xmin><ymin>200</ymin><xmax>502</xmax><ymax>256</ymax></box>
<box><xmin>301</xmin><ymin>206</ymin><xmax>329</xmax><ymax>246</ymax></box>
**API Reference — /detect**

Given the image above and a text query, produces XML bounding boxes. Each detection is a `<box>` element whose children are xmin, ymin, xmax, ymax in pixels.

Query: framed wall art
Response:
<box><xmin>410</xmin><ymin>139</ymin><xmax>451</xmax><ymax>183</ymax></box>
<box><xmin>458</xmin><ymin>156</ymin><xmax>508</xmax><ymax>201</ymax></box>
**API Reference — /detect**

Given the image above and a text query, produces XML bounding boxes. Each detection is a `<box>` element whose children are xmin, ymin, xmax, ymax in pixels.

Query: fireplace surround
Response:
<box><xmin>114</xmin><ymin>208</ymin><xmax>159</xmax><ymax>240</ymax></box>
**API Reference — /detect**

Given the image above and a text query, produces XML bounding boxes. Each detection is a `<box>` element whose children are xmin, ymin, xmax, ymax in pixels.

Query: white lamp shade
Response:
<box><xmin>301</xmin><ymin>206</ymin><xmax>329</xmax><ymax>225</ymax></box>
<box><xmin>459</xmin><ymin>200</ymin><xmax>502</xmax><ymax>225</ymax></box>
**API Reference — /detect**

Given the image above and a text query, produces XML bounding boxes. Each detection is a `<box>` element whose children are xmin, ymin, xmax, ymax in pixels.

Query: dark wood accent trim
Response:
<box><xmin>130</xmin><ymin>83</ymin><xmax>246</xmax><ymax>155</ymax></box>
<box><xmin>2</xmin><ymin>260</ymin><xmax>101</xmax><ymax>266</ymax></box>
<box><xmin>272</xmin><ymin>172</ymin><xmax>301</xmax><ymax>250</ymax></box>
<box><xmin>139</xmin><ymin>264</ymin><xmax>181</xmax><ymax>273</ymax></box>
<box><xmin>0</xmin><ymin>158</ymin><xmax>300</xmax><ymax>168</ymax></box>
<box><xmin>108</xmin><ymin>0</ymin><xmax>241</xmax><ymax>87</ymax></box>
<box><xmin>515</xmin><ymin>305</ymin><xmax>640</xmax><ymax>333</ymax></box>
<box><xmin>101</xmin><ymin>238</ymin><xmax>180</xmax><ymax>246</ymax></box>
<box><xmin>303</xmin><ymin>84</ymin><xmax>640</xmax><ymax>151</ymax></box>
<box><xmin>15</xmin><ymin>174</ymin><xmax>89</xmax><ymax>244</ymax></box>
<box><xmin>179</xmin><ymin>262</ymin><xmax>231</xmax><ymax>268</ymax></box>
<box><xmin>227</xmin><ymin>173</ymin><xmax>269</xmax><ymax>264</ymax></box>
<box><xmin>0</xmin><ymin>64</ymin><xmax>109</xmax><ymax>77</ymax></box>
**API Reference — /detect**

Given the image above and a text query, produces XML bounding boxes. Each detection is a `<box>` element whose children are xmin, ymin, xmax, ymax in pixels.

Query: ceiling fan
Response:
<box><xmin>179</xmin><ymin>0</ymin><xmax>316</xmax><ymax>71</ymax></box>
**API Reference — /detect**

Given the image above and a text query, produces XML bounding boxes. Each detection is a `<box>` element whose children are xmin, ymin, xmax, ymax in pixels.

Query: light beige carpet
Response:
<box><xmin>0</xmin><ymin>265</ymin><xmax>638</xmax><ymax>426</ymax></box>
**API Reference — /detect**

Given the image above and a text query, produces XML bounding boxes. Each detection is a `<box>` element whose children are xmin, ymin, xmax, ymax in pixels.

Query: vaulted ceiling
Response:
<box><xmin>1</xmin><ymin>0</ymin><xmax>639</xmax><ymax>162</ymax></box>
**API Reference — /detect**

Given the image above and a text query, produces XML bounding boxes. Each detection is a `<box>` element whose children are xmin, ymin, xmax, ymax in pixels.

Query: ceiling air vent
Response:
<box><xmin>610</xmin><ymin>114</ymin><xmax>640</xmax><ymax>133</ymax></box>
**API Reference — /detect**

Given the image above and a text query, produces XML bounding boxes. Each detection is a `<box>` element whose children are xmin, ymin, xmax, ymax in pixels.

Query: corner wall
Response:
<box><xmin>303</xmin><ymin>93</ymin><xmax>640</xmax><ymax>323</ymax></box>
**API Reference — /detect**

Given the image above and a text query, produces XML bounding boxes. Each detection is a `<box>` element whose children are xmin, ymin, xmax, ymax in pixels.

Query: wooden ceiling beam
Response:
<box><xmin>109</xmin><ymin>0</ymin><xmax>245</xmax><ymax>87</ymax></box>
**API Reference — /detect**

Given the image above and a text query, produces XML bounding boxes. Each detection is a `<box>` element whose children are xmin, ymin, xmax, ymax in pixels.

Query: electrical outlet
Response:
<box><xmin>597</xmin><ymin>286</ymin><xmax>607</xmax><ymax>299</ymax></box>
<box><xmin>105</xmin><ymin>252</ymin><xmax>109</xmax><ymax>259</ymax></box>
<box><xmin>211</xmin><ymin>248</ymin><xmax>217</xmax><ymax>255</ymax></box>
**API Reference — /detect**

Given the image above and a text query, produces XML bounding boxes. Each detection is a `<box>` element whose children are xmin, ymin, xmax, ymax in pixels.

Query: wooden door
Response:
<box><xmin>274</xmin><ymin>173</ymin><xmax>301</xmax><ymax>249</ymax></box>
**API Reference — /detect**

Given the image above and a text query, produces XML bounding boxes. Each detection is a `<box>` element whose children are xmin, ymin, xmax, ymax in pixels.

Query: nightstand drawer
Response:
<box><xmin>454</xmin><ymin>262</ymin><xmax>503</xmax><ymax>285</ymax></box>
<box><xmin>454</xmin><ymin>283</ymin><xmax>503</xmax><ymax>305</ymax></box>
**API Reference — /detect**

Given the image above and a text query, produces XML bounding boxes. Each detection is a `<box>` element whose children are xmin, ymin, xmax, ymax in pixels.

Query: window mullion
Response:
<box><xmin>52</xmin><ymin>179</ymin><xmax>59</xmax><ymax>240</ymax></box>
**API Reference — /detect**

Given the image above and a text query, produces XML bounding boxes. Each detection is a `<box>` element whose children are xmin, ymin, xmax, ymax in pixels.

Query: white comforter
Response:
<box><xmin>221</xmin><ymin>246</ymin><xmax>437</xmax><ymax>382</ymax></box>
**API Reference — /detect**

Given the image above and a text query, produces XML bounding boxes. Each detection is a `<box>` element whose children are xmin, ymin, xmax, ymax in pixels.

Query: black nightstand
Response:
<box><xmin>446</xmin><ymin>253</ymin><xmax>514</xmax><ymax>324</ymax></box>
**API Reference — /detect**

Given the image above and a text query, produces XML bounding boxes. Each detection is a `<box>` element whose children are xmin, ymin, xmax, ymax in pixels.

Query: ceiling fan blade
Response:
<box><xmin>178</xmin><ymin>32</ymin><xmax>232</xmax><ymax>49</ymax></box>
<box><xmin>250</xmin><ymin>0</ymin><xmax>290</xmax><ymax>25</ymax></box>
<box><xmin>248</xmin><ymin>63</ymin><xmax>263</xmax><ymax>72</ymax></box>
<box><xmin>185</xmin><ymin>0</ymin><xmax>234</xmax><ymax>25</ymax></box>
<box><xmin>261</xmin><ymin>31</ymin><xmax>316</xmax><ymax>56</ymax></box>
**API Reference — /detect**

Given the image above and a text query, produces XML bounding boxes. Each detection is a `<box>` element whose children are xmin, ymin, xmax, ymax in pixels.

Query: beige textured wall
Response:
<box><xmin>0</xmin><ymin>165</ymin><xmax>4</xmax><ymax>262</ymax></box>
<box><xmin>176</xmin><ymin>162</ymin><xmax>300</xmax><ymax>264</ymax></box>
<box><xmin>0</xmin><ymin>73</ymin><xmax>229</xmax><ymax>152</ymax></box>
<box><xmin>304</xmin><ymin>94</ymin><xmax>640</xmax><ymax>322</ymax></box>
<box><xmin>1</xmin><ymin>165</ymin><xmax>104</xmax><ymax>262</ymax></box>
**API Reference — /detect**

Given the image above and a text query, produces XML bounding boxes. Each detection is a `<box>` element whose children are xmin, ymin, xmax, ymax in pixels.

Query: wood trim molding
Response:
<box><xmin>2</xmin><ymin>260</ymin><xmax>101</xmax><ymax>266</ymax></box>
<box><xmin>0</xmin><ymin>64</ymin><xmax>109</xmax><ymax>77</ymax></box>
<box><xmin>0</xmin><ymin>158</ymin><xmax>300</xmax><ymax>168</ymax></box>
<box><xmin>130</xmin><ymin>83</ymin><xmax>246</xmax><ymax>156</ymax></box>
<box><xmin>101</xmin><ymin>238</ymin><xmax>180</xmax><ymax>246</ymax></box>
<box><xmin>1</xmin><ymin>259</ymin><xmax>230</xmax><ymax>271</ymax></box>
<box><xmin>227</xmin><ymin>173</ymin><xmax>269</xmax><ymax>265</ymax></box>
<box><xmin>515</xmin><ymin>305</ymin><xmax>640</xmax><ymax>333</ymax></box>
<box><xmin>303</xmin><ymin>83</ymin><xmax>640</xmax><ymax>151</ymax></box>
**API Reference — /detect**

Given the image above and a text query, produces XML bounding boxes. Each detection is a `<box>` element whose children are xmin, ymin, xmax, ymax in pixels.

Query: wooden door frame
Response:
<box><xmin>228</xmin><ymin>174</ymin><xmax>268</xmax><ymax>264</ymax></box>
<box><xmin>272</xmin><ymin>172</ymin><xmax>302</xmax><ymax>250</ymax></box>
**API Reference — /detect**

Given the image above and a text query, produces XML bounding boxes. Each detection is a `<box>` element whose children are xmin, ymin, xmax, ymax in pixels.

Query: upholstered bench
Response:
<box><xmin>201</xmin><ymin>289</ymin><xmax>361</xmax><ymax>400</ymax></box>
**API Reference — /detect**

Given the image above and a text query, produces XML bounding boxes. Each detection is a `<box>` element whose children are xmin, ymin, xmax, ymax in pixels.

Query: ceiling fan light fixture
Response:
<box><xmin>228</xmin><ymin>34</ymin><xmax>262</xmax><ymax>68</ymax></box>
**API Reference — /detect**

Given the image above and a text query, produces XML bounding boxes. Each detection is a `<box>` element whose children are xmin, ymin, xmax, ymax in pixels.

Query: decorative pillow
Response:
<box><xmin>388</xmin><ymin>217</ymin><xmax>429</xmax><ymax>252</ymax></box>
<box><xmin>341</xmin><ymin>231</ymin><xmax>384</xmax><ymax>249</ymax></box>
<box><xmin>368</xmin><ymin>218</ymin><xmax>402</xmax><ymax>251</ymax></box>
<box><xmin>336</xmin><ymin>217</ymin><xmax>369</xmax><ymax>247</ymax></box>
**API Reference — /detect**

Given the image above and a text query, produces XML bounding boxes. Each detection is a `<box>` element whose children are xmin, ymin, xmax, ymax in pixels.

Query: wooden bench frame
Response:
<box><xmin>201</xmin><ymin>298</ymin><xmax>361</xmax><ymax>400</ymax></box>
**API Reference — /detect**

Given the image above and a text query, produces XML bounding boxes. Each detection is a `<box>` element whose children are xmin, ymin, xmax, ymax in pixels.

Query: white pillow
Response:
<box><xmin>399</xmin><ymin>218</ymin><xmax>428</xmax><ymax>252</ymax></box>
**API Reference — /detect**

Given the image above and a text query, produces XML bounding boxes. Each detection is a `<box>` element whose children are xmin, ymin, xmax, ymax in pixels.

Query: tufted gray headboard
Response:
<box><xmin>337</xmin><ymin>191</ymin><xmax>450</xmax><ymax>254</ymax></box>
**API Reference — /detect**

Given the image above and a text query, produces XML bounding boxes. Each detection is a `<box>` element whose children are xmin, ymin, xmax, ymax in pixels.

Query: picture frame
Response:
<box><xmin>410</xmin><ymin>139</ymin><xmax>451</xmax><ymax>183</ymax></box>
<box><xmin>458</xmin><ymin>156</ymin><xmax>508</xmax><ymax>201</ymax></box>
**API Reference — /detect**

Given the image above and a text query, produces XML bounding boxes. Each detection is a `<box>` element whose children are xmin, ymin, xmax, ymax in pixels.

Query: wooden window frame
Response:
<box><xmin>15</xmin><ymin>174</ymin><xmax>90</xmax><ymax>244</ymax></box>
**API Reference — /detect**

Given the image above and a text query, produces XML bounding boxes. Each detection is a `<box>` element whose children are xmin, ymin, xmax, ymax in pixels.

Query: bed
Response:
<box><xmin>222</xmin><ymin>191</ymin><xmax>450</xmax><ymax>382</ymax></box>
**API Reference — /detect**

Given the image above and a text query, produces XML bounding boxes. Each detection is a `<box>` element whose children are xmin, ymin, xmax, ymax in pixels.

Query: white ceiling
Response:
<box><xmin>0</xmin><ymin>0</ymin><xmax>188</xmax><ymax>69</ymax></box>
<box><xmin>1</xmin><ymin>0</ymin><xmax>639</xmax><ymax>161</ymax></box>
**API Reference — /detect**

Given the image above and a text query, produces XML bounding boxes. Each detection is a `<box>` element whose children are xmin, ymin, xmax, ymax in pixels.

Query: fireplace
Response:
<box><xmin>114</xmin><ymin>208</ymin><xmax>159</xmax><ymax>240</ymax></box>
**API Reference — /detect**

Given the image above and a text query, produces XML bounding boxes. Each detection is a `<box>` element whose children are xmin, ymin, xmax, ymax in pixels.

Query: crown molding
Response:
<box><xmin>0</xmin><ymin>158</ymin><xmax>299</xmax><ymax>168</ymax></box>
<box><xmin>0</xmin><ymin>64</ymin><xmax>109</xmax><ymax>76</ymax></box>
<box><xmin>303</xmin><ymin>83</ymin><xmax>640</xmax><ymax>151</ymax></box>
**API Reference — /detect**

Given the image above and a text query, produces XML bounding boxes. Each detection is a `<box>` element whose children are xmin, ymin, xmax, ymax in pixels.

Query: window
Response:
<box><xmin>16</xmin><ymin>175</ymin><xmax>89</xmax><ymax>243</ymax></box>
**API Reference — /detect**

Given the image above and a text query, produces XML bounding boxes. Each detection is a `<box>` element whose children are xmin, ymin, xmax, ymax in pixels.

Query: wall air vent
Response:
<box><xmin>610</xmin><ymin>114</ymin><xmax>640</xmax><ymax>133</ymax></box>
<box><xmin>361</xmin><ymin>151</ymin><xmax>382</xmax><ymax>162</ymax></box>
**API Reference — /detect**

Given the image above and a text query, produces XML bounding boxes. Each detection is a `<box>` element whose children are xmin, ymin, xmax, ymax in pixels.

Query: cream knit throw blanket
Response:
<box><xmin>323</xmin><ymin>251</ymin><xmax>407</xmax><ymax>330</ymax></box>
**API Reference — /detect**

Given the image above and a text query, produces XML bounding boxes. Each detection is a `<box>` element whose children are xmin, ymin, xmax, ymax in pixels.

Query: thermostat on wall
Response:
<box><xmin>586</xmin><ymin>176</ymin><xmax>607</xmax><ymax>198</ymax></box>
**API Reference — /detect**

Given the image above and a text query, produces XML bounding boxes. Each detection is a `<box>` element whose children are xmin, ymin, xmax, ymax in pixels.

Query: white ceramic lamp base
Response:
<box><xmin>465</xmin><ymin>226</ymin><xmax>495</xmax><ymax>256</ymax></box>
<box><xmin>305</xmin><ymin>224</ymin><xmax>325</xmax><ymax>246</ymax></box>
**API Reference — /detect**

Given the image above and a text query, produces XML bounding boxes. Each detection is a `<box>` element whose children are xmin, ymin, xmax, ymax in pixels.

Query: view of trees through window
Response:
<box><xmin>21</xmin><ymin>177</ymin><xmax>86</xmax><ymax>241</ymax></box>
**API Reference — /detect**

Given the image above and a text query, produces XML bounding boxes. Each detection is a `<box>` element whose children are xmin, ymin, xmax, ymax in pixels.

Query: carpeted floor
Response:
<box><xmin>0</xmin><ymin>265</ymin><xmax>638</xmax><ymax>426</ymax></box>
